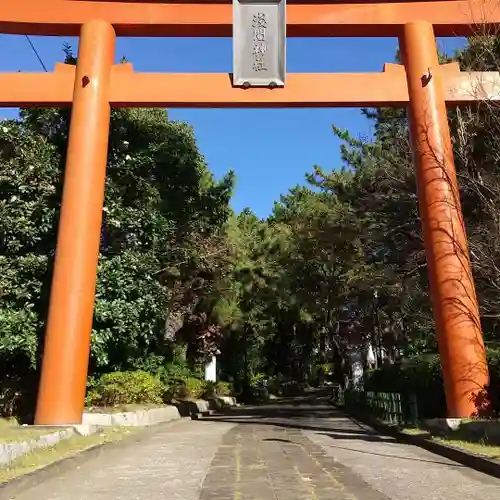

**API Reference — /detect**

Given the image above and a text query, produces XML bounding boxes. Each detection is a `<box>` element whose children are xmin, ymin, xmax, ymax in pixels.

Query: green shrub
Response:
<box><xmin>312</xmin><ymin>363</ymin><xmax>331</xmax><ymax>386</ymax></box>
<box><xmin>215</xmin><ymin>381</ymin><xmax>233</xmax><ymax>396</ymax></box>
<box><xmin>157</xmin><ymin>362</ymin><xmax>193</xmax><ymax>385</ymax></box>
<box><xmin>0</xmin><ymin>358</ymin><xmax>39</xmax><ymax>421</ymax></box>
<box><xmin>85</xmin><ymin>370</ymin><xmax>165</xmax><ymax>407</ymax></box>
<box><xmin>184</xmin><ymin>377</ymin><xmax>206</xmax><ymax>399</ymax></box>
<box><xmin>250</xmin><ymin>372</ymin><xmax>267</xmax><ymax>387</ymax></box>
<box><xmin>485</xmin><ymin>349</ymin><xmax>500</xmax><ymax>417</ymax></box>
<box><xmin>167</xmin><ymin>376</ymin><xmax>206</xmax><ymax>401</ymax></box>
<box><xmin>202</xmin><ymin>380</ymin><xmax>233</xmax><ymax>399</ymax></box>
<box><xmin>202</xmin><ymin>381</ymin><xmax>217</xmax><ymax>399</ymax></box>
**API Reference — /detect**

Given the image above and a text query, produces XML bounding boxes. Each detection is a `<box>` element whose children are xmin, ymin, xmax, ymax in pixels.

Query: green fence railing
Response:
<box><xmin>333</xmin><ymin>386</ymin><xmax>419</xmax><ymax>425</ymax></box>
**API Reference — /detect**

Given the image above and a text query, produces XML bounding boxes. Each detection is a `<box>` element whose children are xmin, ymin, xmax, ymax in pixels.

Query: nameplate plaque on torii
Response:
<box><xmin>233</xmin><ymin>0</ymin><xmax>286</xmax><ymax>88</ymax></box>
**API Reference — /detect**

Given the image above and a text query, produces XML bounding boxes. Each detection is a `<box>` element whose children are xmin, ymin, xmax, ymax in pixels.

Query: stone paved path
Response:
<box><xmin>199</xmin><ymin>422</ymin><xmax>385</xmax><ymax>500</ymax></box>
<box><xmin>8</xmin><ymin>393</ymin><xmax>500</xmax><ymax>500</ymax></box>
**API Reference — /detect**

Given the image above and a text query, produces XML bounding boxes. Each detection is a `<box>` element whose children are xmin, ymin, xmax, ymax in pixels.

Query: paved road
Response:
<box><xmin>9</xmin><ymin>394</ymin><xmax>500</xmax><ymax>500</ymax></box>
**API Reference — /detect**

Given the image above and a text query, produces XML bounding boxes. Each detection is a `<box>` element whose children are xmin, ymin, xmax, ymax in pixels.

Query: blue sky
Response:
<box><xmin>0</xmin><ymin>35</ymin><xmax>464</xmax><ymax>218</ymax></box>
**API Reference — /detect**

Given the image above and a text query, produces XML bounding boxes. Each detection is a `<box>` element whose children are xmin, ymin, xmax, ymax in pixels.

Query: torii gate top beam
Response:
<box><xmin>2</xmin><ymin>0</ymin><xmax>500</xmax><ymax>37</ymax></box>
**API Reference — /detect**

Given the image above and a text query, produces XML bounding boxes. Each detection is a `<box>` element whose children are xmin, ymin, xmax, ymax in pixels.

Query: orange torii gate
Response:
<box><xmin>2</xmin><ymin>0</ymin><xmax>499</xmax><ymax>425</ymax></box>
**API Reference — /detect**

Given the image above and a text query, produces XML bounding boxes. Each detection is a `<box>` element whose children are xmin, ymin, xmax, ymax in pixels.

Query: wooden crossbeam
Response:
<box><xmin>1</xmin><ymin>0</ymin><xmax>500</xmax><ymax>37</ymax></box>
<box><xmin>1</xmin><ymin>63</ymin><xmax>499</xmax><ymax>108</ymax></box>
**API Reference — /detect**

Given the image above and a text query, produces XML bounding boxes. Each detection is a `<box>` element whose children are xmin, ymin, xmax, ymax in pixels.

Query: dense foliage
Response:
<box><xmin>2</xmin><ymin>36</ymin><xmax>500</xmax><ymax>418</ymax></box>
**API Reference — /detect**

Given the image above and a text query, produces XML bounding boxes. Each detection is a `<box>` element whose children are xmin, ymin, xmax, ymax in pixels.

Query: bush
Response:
<box><xmin>85</xmin><ymin>370</ymin><xmax>165</xmax><ymax>407</ymax></box>
<box><xmin>166</xmin><ymin>376</ymin><xmax>206</xmax><ymax>401</ymax></box>
<box><xmin>250</xmin><ymin>372</ymin><xmax>267</xmax><ymax>387</ymax></box>
<box><xmin>215</xmin><ymin>381</ymin><xmax>233</xmax><ymax>396</ymax></box>
<box><xmin>184</xmin><ymin>377</ymin><xmax>206</xmax><ymax>399</ymax></box>
<box><xmin>0</xmin><ymin>353</ymin><xmax>39</xmax><ymax>421</ymax></box>
<box><xmin>86</xmin><ymin>368</ymin><xmax>232</xmax><ymax>407</ymax></box>
<box><xmin>202</xmin><ymin>381</ymin><xmax>217</xmax><ymax>399</ymax></box>
<box><xmin>157</xmin><ymin>362</ymin><xmax>193</xmax><ymax>386</ymax></box>
<box><xmin>486</xmin><ymin>349</ymin><xmax>500</xmax><ymax>417</ymax></box>
<box><xmin>202</xmin><ymin>381</ymin><xmax>233</xmax><ymax>399</ymax></box>
<box><xmin>312</xmin><ymin>363</ymin><xmax>331</xmax><ymax>386</ymax></box>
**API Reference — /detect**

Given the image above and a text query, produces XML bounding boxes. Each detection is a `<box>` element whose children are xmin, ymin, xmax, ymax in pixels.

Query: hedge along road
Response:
<box><xmin>8</xmin><ymin>395</ymin><xmax>500</xmax><ymax>500</ymax></box>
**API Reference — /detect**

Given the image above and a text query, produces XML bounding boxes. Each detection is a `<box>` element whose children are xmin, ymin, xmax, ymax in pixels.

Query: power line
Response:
<box><xmin>25</xmin><ymin>34</ymin><xmax>48</xmax><ymax>72</ymax></box>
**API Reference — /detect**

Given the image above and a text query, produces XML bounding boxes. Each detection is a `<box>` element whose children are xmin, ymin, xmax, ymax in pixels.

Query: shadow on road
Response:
<box><xmin>202</xmin><ymin>390</ymin><xmax>465</xmax><ymax>468</ymax></box>
<box><xmin>205</xmin><ymin>391</ymin><xmax>386</xmax><ymax>437</ymax></box>
<box><xmin>319</xmin><ymin>441</ymin><xmax>465</xmax><ymax>467</ymax></box>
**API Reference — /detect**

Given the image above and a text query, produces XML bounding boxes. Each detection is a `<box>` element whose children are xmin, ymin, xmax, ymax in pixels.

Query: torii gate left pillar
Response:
<box><xmin>34</xmin><ymin>20</ymin><xmax>115</xmax><ymax>425</ymax></box>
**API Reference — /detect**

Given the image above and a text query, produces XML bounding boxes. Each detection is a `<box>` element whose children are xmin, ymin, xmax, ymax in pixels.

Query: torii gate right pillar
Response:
<box><xmin>400</xmin><ymin>21</ymin><xmax>489</xmax><ymax>417</ymax></box>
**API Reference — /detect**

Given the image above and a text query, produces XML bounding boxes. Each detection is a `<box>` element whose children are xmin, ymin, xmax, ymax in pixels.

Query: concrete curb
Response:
<box><xmin>82</xmin><ymin>405</ymin><xmax>181</xmax><ymax>427</ymax></box>
<box><xmin>0</xmin><ymin>425</ymin><xmax>101</xmax><ymax>468</ymax></box>
<box><xmin>0</xmin><ymin>428</ymin><xmax>75</xmax><ymax>467</ymax></box>
<box><xmin>173</xmin><ymin>397</ymin><xmax>237</xmax><ymax>417</ymax></box>
<box><xmin>338</xmin><ymin>405</ymin><xmax>500</xmax><ymax>480</ymax></box>
<box><xmin>0</xmin><ymin>420</ymin><xmax>179</xmax><ymax>499</ymax></box>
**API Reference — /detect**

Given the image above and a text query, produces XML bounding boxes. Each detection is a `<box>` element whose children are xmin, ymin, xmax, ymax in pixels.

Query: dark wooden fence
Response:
<box><xmin>333</xmin><ymin>385</ymin><xmax>419</xmax><ymax>425</ymax></box>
